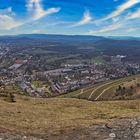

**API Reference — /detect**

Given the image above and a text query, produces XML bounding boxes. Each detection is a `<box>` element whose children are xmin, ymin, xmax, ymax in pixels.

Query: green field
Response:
<box><xmin>91</xmin><ymin>56</ymin><xmax>105</xmax><ymax>64</ymax></box>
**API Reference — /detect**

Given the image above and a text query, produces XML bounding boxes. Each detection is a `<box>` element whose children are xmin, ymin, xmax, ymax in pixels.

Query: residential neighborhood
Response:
<box><xmin>1</xmin><ymin>43</ymin><xmax>140</xmax><ymax>97</ymax></box>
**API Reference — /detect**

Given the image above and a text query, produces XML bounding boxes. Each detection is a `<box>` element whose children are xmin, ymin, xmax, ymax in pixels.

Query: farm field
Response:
<box><xmin>59</xmin><ymin>74</ymin><xmax>140</xmax><ymax>101</ymax></box>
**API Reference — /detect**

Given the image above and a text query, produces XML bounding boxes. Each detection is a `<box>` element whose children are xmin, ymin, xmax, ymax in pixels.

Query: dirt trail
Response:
<box><xmin>88</xmin><ymin>81</ymin><xmax>115</xmax><ymax>100</ymax></box>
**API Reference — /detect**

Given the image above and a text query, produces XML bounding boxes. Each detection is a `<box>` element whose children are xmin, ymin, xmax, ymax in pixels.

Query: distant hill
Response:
<box><xmin>0</xmin><ymin>34</ymin><xmax>106</xmax><ymax>42</ymax></box>
<box><xmin>0</xmin><ymin>34</ymin><xmax>140</xmax><ymax>43</ymax></box>
<box><xmin>94</xmin><ymin>39</ymin><xmax>140</xmax><ymax>56</ymax></box>
<box><xmin>0</xmin><ymin>34</ymin><xmax>140</xmax><ymax>55</ymax></box>
<box><xmin>108</xmin><ymin>36</ymin><xmax>140</xmax><ymax>41</ymax></box>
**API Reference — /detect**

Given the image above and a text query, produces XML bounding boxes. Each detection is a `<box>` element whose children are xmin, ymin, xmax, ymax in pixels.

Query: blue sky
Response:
<box><xmin>0</xmin><ymin>0</ymin><xmax>140</xmax><ymax>36</ymax></box>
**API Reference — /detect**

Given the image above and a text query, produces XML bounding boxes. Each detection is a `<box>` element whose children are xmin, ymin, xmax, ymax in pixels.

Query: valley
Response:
<box><xmin>0</xmin><ymin>34</ymin><xmax>140</xmax><ymax>140</ymax></box>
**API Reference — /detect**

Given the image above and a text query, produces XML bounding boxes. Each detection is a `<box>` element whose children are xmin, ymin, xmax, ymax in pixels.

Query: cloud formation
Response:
<box><xmin>102</xmin><ymin>0</ymin><xmax>140</xmax><ymax>21</ymax></box>
<box><xmin>72</xmin><ymin>10</ymin><xmax>92</xmax><ymax>27</ymax></box>
<box><xmin>27</xmin><ymin>0</ymin><xmax>60</xmax><ymax>20</ymax></box>
<box><xmin>89</xmin><ymin>0</ymin><xmax>140</xmax><ymax>35</ymax></box>
<box><xmin>0</xmin><ymin>15</ymin><xmax>20</xmax><ymax>30</ymax></box>
<box><xmin>89</xmin><ymin>22</ymin><xmax>123</xmax><ymax>34</ymax></box>
<box><xmin>0</xmin><ymin>7</ymin><xmax>22</xmax><ymax>30</ymax></box>
<box><xmin>127</xmin><ymin>8</ymin><xmax>140</xmax><ymax>19</ymax></box>
<box><xmin>0</xmin><ymin>0</ymin><xmax>60</xmax><ymax>30</ymax></box>
<box><xmin>0</xmin><ymin>0</ymin><xmax>140</xmax><ymax>36</ymax></box>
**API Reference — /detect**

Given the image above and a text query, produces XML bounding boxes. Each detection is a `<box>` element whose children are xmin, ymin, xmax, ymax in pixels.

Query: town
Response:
<box><xmin>1</xmin><ymin>0</ymin><xmax>140</xmax><ymax>138</ymax></box>
<box><xmin>1</xmin><ymin>42</ymin><xmax>140</xmax><ymax>97</ymax></box>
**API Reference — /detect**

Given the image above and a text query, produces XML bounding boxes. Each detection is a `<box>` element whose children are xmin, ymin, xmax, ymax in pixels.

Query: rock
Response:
<box><xmin>134</xmin><ymin>130</ymin><xmax>140</xmax><ymax>139</ymax></box>
<box><xmin>96</xmin><ymin>124</ymin><xmax>107</xmax><ymax>129</ymax></box>
<box><xmin>109</xmin><ymin>133</ymin><xmax>116</xmax><ymax>138</ymax></box>
<box><xmin>105</xmin><ymin>124</ymin><xmax>112</xmax><ymax>129</ymax></box>
<box><xmin>131</xmin><ymin>120</ymin><xmax>138</xmax><ymax>129</ymax></box>
<box><xmin>131</xmin><ymin>120</ymin><xmax>138</xmax><ymax>126</ymax></box>
<box><xmin>22</xmin><ymin>136</ymin><xmax>27</xmax><ymax>139</ymax></box>
<box><xmin>104</xmin><ymin>138</ymin><xmax>113</xmax><ymax>140</ymax></box>
<box><xmin>137</xmin><ymin>125</ymin><xmax>140</xmax><ymax>128</ymax></box>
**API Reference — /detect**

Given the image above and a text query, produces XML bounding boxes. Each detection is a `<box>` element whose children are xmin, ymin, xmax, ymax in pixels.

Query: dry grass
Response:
<box><xmin>60</xmin><ymin>75</ymin><xmax>140</xmax><ymax>101</ymax></box>
<box><xmin>0</xmin><ymin>95</ymin><xmax>140</xmax><ymax>135</ymax></box>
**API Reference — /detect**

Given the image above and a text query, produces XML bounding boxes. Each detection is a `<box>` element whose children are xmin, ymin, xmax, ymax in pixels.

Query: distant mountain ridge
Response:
<box><xmin>0</xmin><ymin>34</ymin><xmax>140</xmax><ymax>42</ymax></box>
<box><xmin>108</xmin><ymin>36</ymin><xmax>140</xmax><ymax>41</ymax></box>
<box><xmin>0</xmin><ymin>34</ymin><xmax>106</xmax><ymax>42</ymax></box>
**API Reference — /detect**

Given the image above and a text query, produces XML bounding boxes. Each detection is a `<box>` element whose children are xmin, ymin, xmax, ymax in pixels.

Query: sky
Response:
<box><xmin>0</xmin><ymin>0</ymin><xmax>140</xmax><ymax>36</ymax></box>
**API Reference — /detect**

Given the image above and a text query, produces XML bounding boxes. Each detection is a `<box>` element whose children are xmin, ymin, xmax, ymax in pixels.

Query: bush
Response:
<box><xmin>4</xmin><ymin>93</ymin><xmax>16</xmax><ymax>103</ymax></box>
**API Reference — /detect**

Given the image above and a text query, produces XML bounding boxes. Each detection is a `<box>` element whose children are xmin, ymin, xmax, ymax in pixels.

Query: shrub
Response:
<box><xmin>4</xmin><ymin>93</ymin><xmax>16</xmax><ymax>103</ymax></box>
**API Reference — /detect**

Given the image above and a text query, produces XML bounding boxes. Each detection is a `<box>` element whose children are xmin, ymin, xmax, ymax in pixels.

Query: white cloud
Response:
<box><xmin>0</xmin><ymin>0</ymin><xmax>60</xmax><ymax>31</ymax></box>
<box><xmin>0</xmin><ymin>15</ymin><xmax>22</xmax><ymax>30</ymax></box>
<box><xmin>112</xmin><ymin>17</ymin><xmax>120</xmax><ymax>22</ymax></box>
<box><xmin>72</xmin><ymin>10</ymin><xmax>92</xmax><ymax>27</ymax></box>
<box><xmin>27</xmin><ymin>0</ymin><xmax>60</xmax><ymax>20</ymax></box>
<box><xmin>0</xmin><ymin>7</ymin><xmax>22</xmax><ymax>30</ymax></box>
<box><xmin>89</xmin><ymin>22</ymin><xmax>123</xmax><ymax>34</ymax></box>
<box><xmin>89</xmin><ymin>0</ymin><xmax>140</xmax><ymax>35</ymax></box>
<box><xmin>0</xmin><ymin>7</ymin><xmax>14</xmax><ymax>15</ymax></box>
<box><xmin>32</xmin><ymin>29</ymin><xmax>43</xmax><ymax>33</ymax></box>
<box><xmin>126</xmin><ymin>27</ymin><xmax>138</xmax><ymax>32</ymax></box>
<box><xmin>127</xmin><ymin>8</ymin><xmax>140</xmax><ymax>19</ymax></box>
<box><xmin>101</xmin><ymin>0</ymin><xmax>140</xmax><ymax>21</ymax></box>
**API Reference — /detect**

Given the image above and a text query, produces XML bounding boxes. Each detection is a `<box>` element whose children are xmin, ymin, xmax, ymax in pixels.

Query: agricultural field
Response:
<box><xmin>63</xmin><ymin>56</ymin><xmax>105</xmax><ymax>65</ymax></box>
<box><xmin>59</xmin><ymin>75</ymin><xmax>140</xmax><ymax>101</ymax></box>
<box><xmin>91</xmin><ymin>56</ymin><xmax>105</xmax><ymax>64</ymax></box>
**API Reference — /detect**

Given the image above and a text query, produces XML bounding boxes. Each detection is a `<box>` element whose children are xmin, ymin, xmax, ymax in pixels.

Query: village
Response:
<box><xmin>1</xmin><ymin>44</ymin><xmax>140</xmax><ymax>97</ymax></box>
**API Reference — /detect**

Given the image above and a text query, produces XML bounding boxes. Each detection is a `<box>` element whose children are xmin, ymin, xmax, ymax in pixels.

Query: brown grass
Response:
<box><xmin>0</xmin><ymin>95</ymin><xmax>140</xmax><ymax>135</ymax></box>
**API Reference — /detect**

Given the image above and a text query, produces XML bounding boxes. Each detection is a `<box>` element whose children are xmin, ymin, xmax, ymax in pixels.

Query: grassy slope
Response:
<box><xmin>0</xmin><ymin>96</ymin><xmax>140</xmax><ymax>136</ymax></box>
<box><xmin>59</xmin><ymin>75</ymin><xmax>140</xmax><ymax>100</ymax></box>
